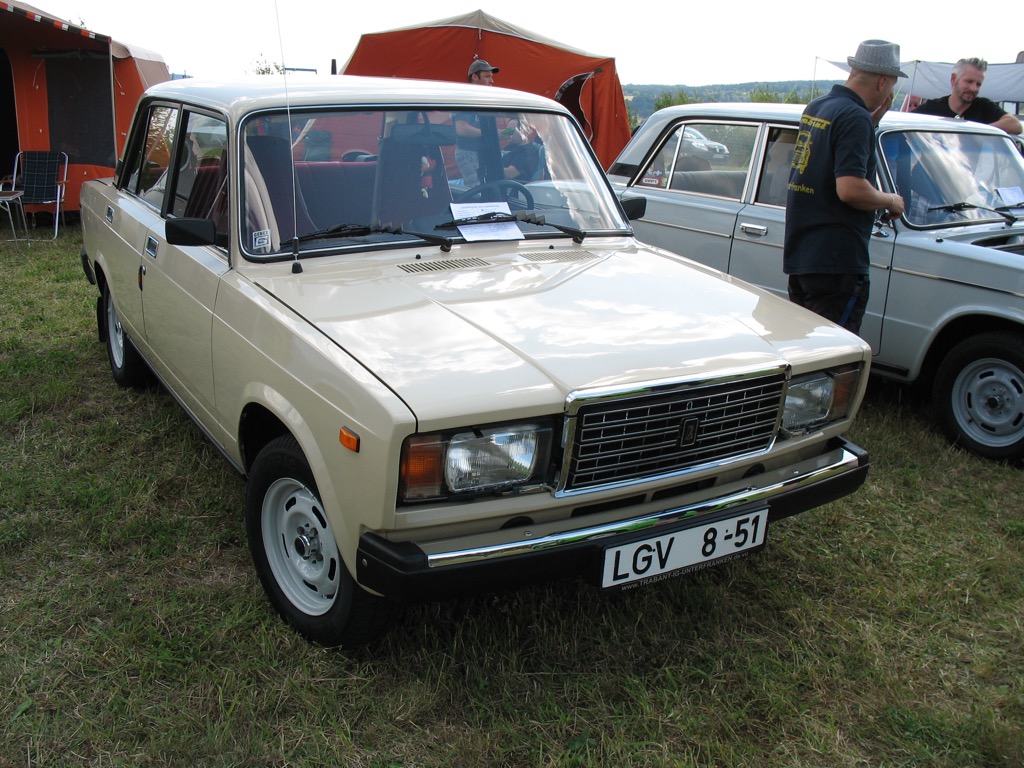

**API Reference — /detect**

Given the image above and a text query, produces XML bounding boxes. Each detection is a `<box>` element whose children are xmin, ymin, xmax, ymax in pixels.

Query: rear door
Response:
<box><xmin>102</xmin><ymin>103</ymin><xmax>181</xmax><ymax>350</ymax></box>
<box><xmin>728</xmin><ymin>124</ymin><xmax>793</xmax><ymax>299</ymax></box>
<box><xmin>728</xmin><ymin>121</ymin><xmax>895</xmax><ymax>351</ymax></box>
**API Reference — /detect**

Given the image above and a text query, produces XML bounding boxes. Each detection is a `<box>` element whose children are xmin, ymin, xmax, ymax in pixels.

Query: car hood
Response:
<box><xmin>246</xmin><ymin>241</ymin><xmax>853</xmax><ymax>424</ymax></box>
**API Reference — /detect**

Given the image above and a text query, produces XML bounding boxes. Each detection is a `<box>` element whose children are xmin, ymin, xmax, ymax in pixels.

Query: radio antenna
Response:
<box><xmin>271</xmin><ymin>0</ymin><xmax>302</xmax><ymax>272</ymax></box>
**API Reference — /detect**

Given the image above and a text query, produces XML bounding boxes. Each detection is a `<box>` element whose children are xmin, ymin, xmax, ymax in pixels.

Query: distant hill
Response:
<box><xmin>623</xmin><ymin>81</ymin><xmax>843</xmax><ymax>121</ymax></box>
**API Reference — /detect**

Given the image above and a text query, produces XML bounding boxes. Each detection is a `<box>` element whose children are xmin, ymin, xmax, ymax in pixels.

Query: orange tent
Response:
<box><xmin>342</xmin><ymin>10</ymin><xmax>632</xmax><ymax>168</ymax></box>
<box><xmin>0</xmin><ymin>1</ymin><xmax>169</xmax><ymax>212</ymax></box>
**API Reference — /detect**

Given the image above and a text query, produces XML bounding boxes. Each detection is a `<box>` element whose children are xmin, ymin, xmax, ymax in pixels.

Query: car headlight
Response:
<box><xmin>781</xmin><ymin>365</ymin><xmax>860</xmax><ymax>436</ymax></box>
<box><xmin>399</xmin><ymin>422</ymin><xmax>554</xmax><ymax>502</ymax></box>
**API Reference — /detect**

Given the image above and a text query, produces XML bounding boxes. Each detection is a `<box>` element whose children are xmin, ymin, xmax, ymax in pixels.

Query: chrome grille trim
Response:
<box><xmin>558</xmin><ymin>366</ymin><xmax>789</xmax><ymax>495</ymax></box>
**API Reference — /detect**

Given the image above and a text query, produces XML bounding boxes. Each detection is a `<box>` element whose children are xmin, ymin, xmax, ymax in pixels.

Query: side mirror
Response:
<box><xmin>619</xmin><ymin>195</ymin><xmax>646</xmax><ymax>221</ymax></box>
<box><xmin>166</xmin><ymin>217</ymin><xmax>217</xmax><ymax>246</ymax></box>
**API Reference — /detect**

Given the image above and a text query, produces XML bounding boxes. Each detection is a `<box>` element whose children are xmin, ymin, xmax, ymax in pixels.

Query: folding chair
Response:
<box><xmin>7</xmin><ymin>151</ymin><xmax>69</xmax><ymax>239</ymax></box>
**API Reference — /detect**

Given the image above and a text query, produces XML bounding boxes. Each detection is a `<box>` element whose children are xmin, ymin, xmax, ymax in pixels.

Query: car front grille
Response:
<box><xmin>560</xmin><ymin>370</ymin><xmax>786</xmax><ymax>493</ymax></box>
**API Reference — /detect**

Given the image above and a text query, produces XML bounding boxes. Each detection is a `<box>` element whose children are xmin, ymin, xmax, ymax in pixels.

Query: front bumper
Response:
<box><xmin>357</xmin><ymin>437</ymin><xmax>868</xmax><ymax>602</ymax></box>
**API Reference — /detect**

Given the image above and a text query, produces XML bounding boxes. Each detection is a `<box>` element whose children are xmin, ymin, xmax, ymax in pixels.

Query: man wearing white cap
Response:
<box><xmin>784</xmin><ymin>40</ymin><xmax>906</xmax><ymax>335</ymax></box>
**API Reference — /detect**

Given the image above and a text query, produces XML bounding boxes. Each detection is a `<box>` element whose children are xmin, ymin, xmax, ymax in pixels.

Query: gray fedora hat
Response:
<box><xmin>847</xmin><ymin>39</ymin><xmax>907</xmax><ymax>78</ymax></box>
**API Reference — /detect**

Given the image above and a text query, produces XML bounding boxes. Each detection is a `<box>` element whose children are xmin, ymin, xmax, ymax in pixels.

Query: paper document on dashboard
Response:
<box><xmin>996</xmin><ymin>186</ymin><xmax>1024</xmax><ymax>207</ymax></box>
<box><xmin>449</xmin><ymin>202</ymin><xmax>523</xmax><ymax>241</ymax></box>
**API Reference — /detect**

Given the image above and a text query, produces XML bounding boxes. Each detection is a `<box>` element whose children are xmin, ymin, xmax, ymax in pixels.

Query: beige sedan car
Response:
<box><xmin>80</xmin><ymin>78</ymin><xmax>871</xmax><ymax>647</ymax></box>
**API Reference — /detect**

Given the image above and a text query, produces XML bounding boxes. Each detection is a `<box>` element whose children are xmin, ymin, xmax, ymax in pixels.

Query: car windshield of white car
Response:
<box><xmin>881</xmin><ymin>129</ymin><xmax>1024</xmax><ymax>228</ymax></box>
<box><xmin>240</xmin><ymin>108</ymin><xmax>629</xmax><ymax>259</ymax></box>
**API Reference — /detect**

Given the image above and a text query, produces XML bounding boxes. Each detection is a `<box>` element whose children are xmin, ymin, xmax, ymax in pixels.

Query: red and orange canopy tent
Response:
<box><xmin>343</xmin><ymin>10</ymin><xmax>632</xmax><ymax>168</ymax></box>
<box><xmin>0</xmin><ymin>1</ymin><xmax>169</xmax><ymax>211</ymax></box>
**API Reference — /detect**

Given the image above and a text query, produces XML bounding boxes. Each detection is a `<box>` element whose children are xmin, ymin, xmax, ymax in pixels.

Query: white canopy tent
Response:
<box><xmin>821</xmin><ymin>58</ymin><xmax>1024</xmax><ymax>113</ymax></box>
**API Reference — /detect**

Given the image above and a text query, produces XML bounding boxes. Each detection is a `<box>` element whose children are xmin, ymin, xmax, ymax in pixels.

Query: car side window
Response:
<box><xmin>637</xmin><ymin>131</ymin><xmax>680</xmax><ymax>189</ymax></box>
<box><xmin>171</xmin><ymin>113</ymin><xmax>229</xmax><ymax>244</ymax></box>
<box><xmin>755</xmin><ymin>127</ymin><xmax>798</xmax><ymax>207</ymax></box>
<box><xmin>123</xmin><ymin>105</ymin><xmax>179</xmax><ymax>210</ymax></box>
<box><xmin>639</xmin><ymin>122</ymin><xmax>758</xmax><ymax>200</ymax></box>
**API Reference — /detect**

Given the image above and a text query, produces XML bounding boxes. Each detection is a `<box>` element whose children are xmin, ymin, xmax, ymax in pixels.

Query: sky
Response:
<box><xmin>34</xmin><ymin>0</ymin><xmax>1024</xmax><ymax>87</ymax></box>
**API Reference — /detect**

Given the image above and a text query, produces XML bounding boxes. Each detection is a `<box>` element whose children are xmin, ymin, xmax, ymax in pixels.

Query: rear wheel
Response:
<box><xmin>103</xmin><ymin>283</ymin><xmax>147</xmax><ymax>388</ymax></box>
<box><xmin>933</xmin><ymin>331</ymin><xmax>1024</xmax><ymax>462</ymax></box>
<box><xmin>245</xmin><ymin>435</ymin><xmax>397</xmax><ymax>647</ymax></box>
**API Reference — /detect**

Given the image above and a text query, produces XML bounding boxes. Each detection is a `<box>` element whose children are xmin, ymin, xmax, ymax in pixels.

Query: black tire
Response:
<box><xmin>245</xmin><ymin>434</ymin><xmax>397</xmax><ymax>647</ymax></box>
<box><xmin>455</xmin><ymin>179</ymin><xmax>534</xmax><ymax>209</ymax></box>
<box><xmin>102</xmin><ymin>283</ymin><xmax>148</xmax><ymax>389</ymax></box>
<box><xmin>933</xmin><ymin>331</ymin><xmax>1024</xmax><ymax>462</ymax></box>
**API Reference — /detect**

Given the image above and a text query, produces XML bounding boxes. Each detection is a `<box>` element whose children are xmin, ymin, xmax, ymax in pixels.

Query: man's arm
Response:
<box><xmin>454</xmin><ymin>118</ymin><xmax>481</xmax><ymax>139</ymax></box>
<box><xmin>993</xmin><ymin>112</ymin><xmax>1022</xmax><ymax>135</ymax></box>
<box><xmin>836</xmin><ymin>176</ymin><xmax>905</xmax><ymax>216</ymax></box>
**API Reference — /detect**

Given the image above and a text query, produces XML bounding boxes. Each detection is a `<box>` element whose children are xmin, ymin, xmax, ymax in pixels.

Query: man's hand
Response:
<box><xmin>871</xmin><ymin>92</ymin><xmax>894</xmax><ymax>126</ymax></box>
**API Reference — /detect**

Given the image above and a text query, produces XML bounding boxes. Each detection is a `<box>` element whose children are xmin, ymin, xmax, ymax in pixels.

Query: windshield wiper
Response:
<box><xmin>396</xmin><ymin>227</ymin><xmax>457</xmax><ymax>252</ymax></box>
<box><xmin>435</xmin><ymin>210</ymin><xmax>519</xmax><ymax>228</ymax></box>
<box><xmin>435</xmin><ymin>210</ymin><xmax>588</xmax><ymax>243</ymax></box>
<box><xmin>515</xmin><ymin>212</ymin><xmax>588</xmax><ymax>243</ymax></box>
<box><xmin>928</xmin><ymin>201</ymin><xmax>1018</xmax><ymax>225</ymax></box>
<box><xmin>294</xmin><ymin>222</ymin><xmax>399</xmax><ymax>243</ymax></box>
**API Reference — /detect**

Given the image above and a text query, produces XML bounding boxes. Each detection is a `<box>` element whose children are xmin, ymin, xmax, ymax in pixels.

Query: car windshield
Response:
<box><xmin>880</xmin><ymin>129</ymin><xmax>1024</xmax><ymax>227</ymax></box>
<box><xmin>240</xmin><ymin>107</ymin><xmax>628</xmax><ymax>259</ymax></box>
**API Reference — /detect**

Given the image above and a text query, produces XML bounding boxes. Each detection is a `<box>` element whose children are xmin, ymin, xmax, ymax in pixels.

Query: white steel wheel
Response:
<box><xmin>102</xmin><ymin>283</ymin><xmax>147</xmax><ymax>388</ymax></box>
<box><xmin>934</xmin><ymin>331</ymin><xmax>1024</xmax><ymax>462</ymax></box>
<box><xmin>260</xmin><ymin>475</ymin><xmax>341</xmax><ymax>617</ymax></box>
<box><xmin>245</xmin><ymin>435</ymin><xmax>397</xmax><ymax>647</ymax></box>
<box><xmin>106</xmin><ymin>288</ymin><xmax>126</xmax><ymax>371</ymax></box>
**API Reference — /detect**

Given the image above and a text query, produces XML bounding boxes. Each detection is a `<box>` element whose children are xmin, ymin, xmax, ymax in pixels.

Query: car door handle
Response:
<box><xmin>145</xmin><ymin>236</ymin><xmax>158</xmax><ymax>259</ymax></box>
<box><xmin>739</xmin><ymin>223</ymin><xmax>768</xmax><ymax>237</ymax></box>
<box><xmin>105</xmin><ymin>206</ymin><xmax>114</xmax><ymax>223</ymax></box>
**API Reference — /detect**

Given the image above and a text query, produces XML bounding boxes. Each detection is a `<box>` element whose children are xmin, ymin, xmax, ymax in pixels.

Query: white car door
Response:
<box><xmin>137</xmin><ymin>108</ymin><xmax>230</xmax><ymax>431</ymax></box>
<box><xmin>629</xmin><ymin>122</ymin><xmax>760</xmax><ymax>276</ymax></box>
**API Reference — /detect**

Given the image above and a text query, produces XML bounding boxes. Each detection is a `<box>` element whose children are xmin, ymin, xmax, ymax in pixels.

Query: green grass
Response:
<box><xmin>2</xmin><ymin>228</ymin><xmax>1022</xmax><ymax>767</ymax></box>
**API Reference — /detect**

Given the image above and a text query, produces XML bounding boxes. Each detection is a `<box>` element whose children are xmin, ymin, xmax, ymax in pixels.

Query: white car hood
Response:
<box><xmin>247</xmin><ymin>242</ymin><xmax>845</xmax><ymax>423</ymax></box>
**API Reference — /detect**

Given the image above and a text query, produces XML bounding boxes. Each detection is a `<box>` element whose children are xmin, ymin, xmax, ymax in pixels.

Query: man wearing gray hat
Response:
<box><xmin>455</xmin><ymin>59</ymin><xmax>500</xmax><ymax>184</ymax></box>
<box><xmin>784</xmin><ymin>40</ymin><xmax>906</xmax><ymax>335</ymax></box>
<box><xmin>467</xmin><ymin>59</ymin><xmax>499</xmax><ymax>85</ymax></box>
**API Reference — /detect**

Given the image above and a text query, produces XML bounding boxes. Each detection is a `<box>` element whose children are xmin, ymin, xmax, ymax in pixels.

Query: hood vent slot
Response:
<box><xmin>521</xmin><ymin>250</ymin><xmax>598</xmax><ymax>263</ymax></box>
<box><xmin>399</xmin><ymin>257</ymin><xmax>489</xmax><ymax>274</ymax></box>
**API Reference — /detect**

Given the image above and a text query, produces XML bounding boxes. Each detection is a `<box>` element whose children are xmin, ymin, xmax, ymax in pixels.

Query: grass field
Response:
<box><xmin>1</xmin><ymin>228</ymin><xmax>1022</xmax><ymax>767</ymax></box>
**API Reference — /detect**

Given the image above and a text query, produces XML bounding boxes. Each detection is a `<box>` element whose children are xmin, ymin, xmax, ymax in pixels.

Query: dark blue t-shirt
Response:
<box><xmin>453</xmin><ymin>112</ymin><xmax>482</xmax><ymax>152</ymax></box>
<box><xmin>784</xmin><ymin>85</ymin><xmax>876</xmax><ymax>275</ymax></box>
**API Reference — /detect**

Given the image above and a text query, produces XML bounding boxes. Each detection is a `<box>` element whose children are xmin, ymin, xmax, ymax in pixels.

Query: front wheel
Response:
<box><xmin>245</xmin><ymin>435</ymin><xmax>397</xmax><ymax>647</ymax></box>
<box><xmin>933</xmin><ymin>331</ymin><xmax>1024</xmax><ymax>462</ymax></box>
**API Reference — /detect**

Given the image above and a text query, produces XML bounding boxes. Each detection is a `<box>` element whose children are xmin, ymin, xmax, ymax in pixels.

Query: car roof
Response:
<box><xmin>141</xmin><ymin>75</ymin><xmax>570</xmax><ymax>123</ymax></box>
<box><xmin>615</xmin><ymin>101</ymin><xmax>1011</xmax><ymax>168</ymax></box>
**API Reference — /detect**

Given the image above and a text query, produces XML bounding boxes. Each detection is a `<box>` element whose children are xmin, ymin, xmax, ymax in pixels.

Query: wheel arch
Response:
<box><xmin>918</xmin><ymin>313</ymin><xmax>1024</xmax><ymax>386</ymax></box>
<box><xmin>93</xmin><ymin>261</ymin><xmax>110</xmax><ymax>343</ymax></box>
<box><xmin>238</xmin><ymin>401</ymin><xmax>291</xmax><ymax>474</ymax></box>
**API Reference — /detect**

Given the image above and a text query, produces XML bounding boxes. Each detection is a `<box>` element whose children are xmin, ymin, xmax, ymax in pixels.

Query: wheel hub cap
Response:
<box><xmin>293</xmin><ymin>526</ymin><xmax>323</xmax><ymax>562</ymax></box>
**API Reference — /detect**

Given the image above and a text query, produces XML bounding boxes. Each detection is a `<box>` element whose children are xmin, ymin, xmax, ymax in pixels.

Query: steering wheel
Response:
<box><xmin>455</xmin><ymin>180</ymin><xmax>534</xmax><ymax>210</ymax></box>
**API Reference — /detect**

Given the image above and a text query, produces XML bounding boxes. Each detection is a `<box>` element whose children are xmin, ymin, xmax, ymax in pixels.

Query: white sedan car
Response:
<box><xmin>80</xmin><ymin>79</ymin><xmax>870</xmax><ymax>647</ymax></box>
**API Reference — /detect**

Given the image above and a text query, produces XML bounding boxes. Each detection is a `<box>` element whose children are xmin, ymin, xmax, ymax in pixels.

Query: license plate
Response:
<box><xmin>602</xmin><ymin>509</ymin><xmax>768</xmax><ymax>589</ymax></box>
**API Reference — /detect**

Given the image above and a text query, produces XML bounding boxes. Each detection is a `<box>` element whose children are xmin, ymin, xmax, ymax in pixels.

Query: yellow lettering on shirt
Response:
<box><xmin>801</xmin><ymin>115</ymin><xmax>831</xmax><ymax>130</ymax></box>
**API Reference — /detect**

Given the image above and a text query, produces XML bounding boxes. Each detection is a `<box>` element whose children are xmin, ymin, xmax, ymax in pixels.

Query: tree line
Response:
<box><xmin>624</xmin><ymin>81</ymin><xmax>842</xmax><ymax>125</ymax></box>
